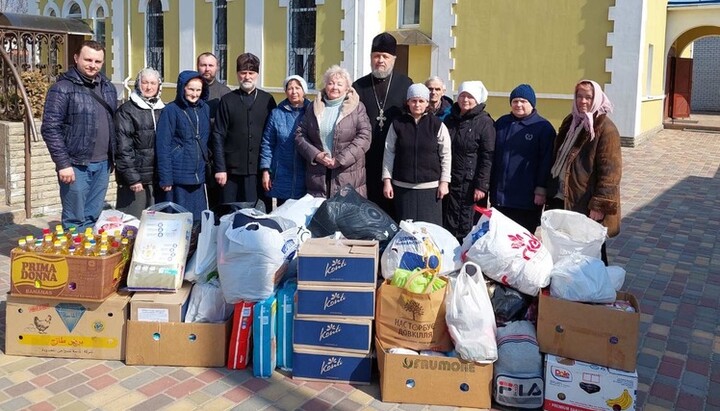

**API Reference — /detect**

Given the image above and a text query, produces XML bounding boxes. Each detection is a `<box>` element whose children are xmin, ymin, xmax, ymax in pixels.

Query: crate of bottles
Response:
<box><xmin>10</xmin><ymin>226</ymin><xmax>133</xmax><ymax>302</ymax></box>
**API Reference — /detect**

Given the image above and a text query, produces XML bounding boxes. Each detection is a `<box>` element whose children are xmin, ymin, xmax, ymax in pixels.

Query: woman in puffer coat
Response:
<box><xmin>259</xmin><ymin>75</ymin><xmax>310</xmax><ymax>207</ymax></box>
<box><xmin>295</xmin><ymin>65</ymin><xmax>371</xmax><ymax>198</ymax></box>
<box><xmin>443</xmin><ymin>81</ymin><xmax>496</xmax><ymax>242</ymax></box>
<box><xmin>155</xmin><ymin>70</ymin><xmax>211</xmax><ymax>221</ymax></box>
<box><xmin>114</xmin><ymin>67</ymin><xmax>165</xmax><ymax>218</ymax></box>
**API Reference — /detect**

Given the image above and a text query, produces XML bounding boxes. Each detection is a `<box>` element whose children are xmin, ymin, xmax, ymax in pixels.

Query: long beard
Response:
<box><xmin>372</xmin><ymin>68</ymin><xmax>392</xmax><ymax>79</ymax></box>
<box><xmin>240</xmin><ymin>81</ymin><xmax>255</xmax><ymax>92</ymax></box>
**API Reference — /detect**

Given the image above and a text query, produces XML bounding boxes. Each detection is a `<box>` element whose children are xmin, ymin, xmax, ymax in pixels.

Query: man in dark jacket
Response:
<box><xmin>353</xmin><ymin>32</ymin><xmax>412</xmax><ymax>220</ymax></box>
<box><xmin>425</xmin><ymin>76</ymin><xmax>453</xmax><ymax>121</ymax></box>
<box><xmin>212</xmin><ymin>53</ymin><xmax>277</xmax><ymax>205</ymax></box>
<box><xmin>41</xmin><ymin>40</ymin><xmax>117</xmax><ymax>230</ymax></box>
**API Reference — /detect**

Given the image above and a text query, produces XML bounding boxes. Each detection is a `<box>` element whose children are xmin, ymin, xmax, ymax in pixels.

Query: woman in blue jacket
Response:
<box><xmin>156</xmin><ymin>70</ymin><xmax>211</xmax><ymax>221</ymax></box>
<box><xmin>490</xmin><ymin>84</ymin><xmax>556</xmax><ymax>234</ymax></box>
<box><xmin>259</xmin><ymin>75</ymin><xmax>310</xmax><ymax>207</ymax></box>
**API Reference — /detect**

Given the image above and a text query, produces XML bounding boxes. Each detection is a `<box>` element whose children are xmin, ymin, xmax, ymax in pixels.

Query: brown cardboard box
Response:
<box><xmin>5</xmin><ymin>292</ymin><xmax>130</xmax><ymax>360</ymax></box>
<box><xmin>537</xmin><ymin>291</ymin><xmax>640</xmax><ymax>372</ymax></box>
<box><xmin>375</xmin><ymin>338</ymin><xmax>493</xmax><ymax>408</ymax></box>
<box><xmin>130</xmin><ymin>281</ymin><xmax>193</xmax><ymax>322</ymax></box>
<box><xmin>125</xmin><ymin>318</ymin><xmax>231</xmax><ymax>367</ymax></box>
<box><xmin>10</xmin><ymin>249</ymin><xmax>127</xmax><ymax>301</ymax></box>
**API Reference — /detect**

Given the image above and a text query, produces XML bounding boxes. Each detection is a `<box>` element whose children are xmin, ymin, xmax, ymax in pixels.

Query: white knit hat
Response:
<box><xmin>458</xmin><ymin>81</ymin><xmax>488</xmax><ymax>104</ymax></box>
<box><xmin>283</xmin><ymin>75</ymin><xmax>308</xmax><ymax>94</ymax></box>
<box><xmin>406</xmin><ymin>83</ymin><xmax>430</xmax><ymax>101</ymax></box>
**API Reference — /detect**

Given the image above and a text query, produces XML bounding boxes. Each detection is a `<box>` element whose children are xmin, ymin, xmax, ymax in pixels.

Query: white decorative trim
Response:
<box><xmin>42</xmin><ymin>1</ymin><xmax>60</xmax><ymax>16</ymax></box>
<box><xmin>178</xmin><ymin>0</ymin><xmax>196</xmax><ymax>72</ymax></box>
<box><xmin>62</xmin><ymin>0</ymin><xmax>87</xmax><ymax>18</ymax></box>
<box><xmin>642</xmin><ymin>94</ymin><xmax>665</xmax><ymax>102</ymax></box>
<box><xmin>88</xmin><ymin>0</ymin><xmax>110</xmax><ymax>17</ymax></box>
<box><xmin>111</xmin><ymin>0</ymin><xmax>125</xmax><ymax>85</ymax></box>
<box><xmin>28</xmin><ymin>0</ymin><xmax>40</xmax><ymax>15</ymax></box>
<box><xmin>605</xmin><ymin>0</ymin><xmax>646</xmax><ymax>139</ymax></box>
<box><xmin>431</xmin><ymin>0</ymin><xmax>456</xmax><ymax>90</ymax></box>
<box><xmin>342</xmin><ymin>0</ymin><xmax>382</xmax><ymax>81</ymax></box>
<box><xmin>245</xmin><ymin>0</ymin><xmax>264</xmax><ymax>83</ymax></box>
<box><xmin>138</xmin><ymin>0</ymin><xmax>170</xmax><ymax>13</ymax></box>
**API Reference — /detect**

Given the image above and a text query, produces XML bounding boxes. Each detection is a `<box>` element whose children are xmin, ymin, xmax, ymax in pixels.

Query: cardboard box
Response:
<box><xmin>130</xmin><ymin>281</ymin><xmax>192</xmax><ymax>322</ymax></box>
<box><xmin>5</xmin><ymin>292</ymin><xmax>130</xmax><ymax>360</ymax></box>
<box><xmin>292</xmin><ymin>348</ymin><xmax>373</xmax><ymax>384</ymax></box>
<box><xmin>297</xmin><ymin>239</ymin><xmax>378</xmax><ymax>286</ymax></box>
<box><xmin>125</xmin><ymin>318</ymin><xmax>231</xmax><ymax>367</ymax></box>
<box><xmin>293</xmin><ymin>317</ymin><xmax>372</xmax><ymax>354</ymax></box>
<box><xmin>537</xmin><ymin>291</ymin><xmax>640</xmax><ymax>372</ymax></box>
<box><xmin>295</xmin><ymin>285</ymin><xmax>375</xmax><ymax>319</ymax></box>
<box><xmin>10</xmin><ymin>249</ymin><xmax>127</xmax><ymax>301</ymax></box>
<box><xmin>544</xmin><ymin>354</ymin><xmax>638</xmax><ymax>411</ymax></box>
<box><xmin>375</xmin><ymin>338</ymin><xmax>493</xmax><ymax>408</ymax></box>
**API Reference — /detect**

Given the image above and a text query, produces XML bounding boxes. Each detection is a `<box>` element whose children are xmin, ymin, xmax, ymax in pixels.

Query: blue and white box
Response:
<box><xmin>293</xmin><ymin>317</ymin><xmax>373</xmax><ymax>354</ymax></box>
<box><xmin>253</xmin><ymin>295</ymin><xmax>277</xmax><ymax>378</ymax></box>
<box><xmin>297</xmin><ymin>239</ymin><xmax>378</xmax><ymax>286</ymax></box>
<box><xmin>292</xmin><ymin>348</ymin><xmax>373</xmax><ymax>384</ymax></box>
<box><xmin>276</xmin><ymin>279</ymin><xmax>296</xmax><ymax>370</ymax></box>
<box><xmin>295</xmin><ymin>285</ymin><xmax>375</xmax><ymax>319</ymax></box>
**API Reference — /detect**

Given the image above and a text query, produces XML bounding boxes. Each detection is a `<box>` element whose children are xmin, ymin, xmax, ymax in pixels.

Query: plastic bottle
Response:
<box><xmin>42</xmin><ymin>235</ymin><xmax>54</xmax><ymax>253</ymax></box>
<box><xmin>54</xmin><ymin>225</ymin><xmax>65</xmax><ymax>242</ymax></box>
<box><xmin>53</xmin><ymin>240</ymin><xmax>64</xmax><ymax>255</ymax></box>
<box><xmin>17</xmin><ymin>238</ymin><xmax>27</xmax><ymax>252</ymax></box>
<box><xmin>110</xmin><ymin>240</ymin><xmax>120</xmax><ymax>255</ymax></box>
<box><xmin>82</xmin><ymin>242</ymin><xmax>95</xmax><ymax>257</ymax></box>
<box><xmin>120</xmin><ymin>238</ymin><xmax>131</xmax><ymax>261</ymax></box>
<box><xmin>67</xmin><ymin>246</ymin><xmax>77</xmax><ymax>256</ymax></box>
<box><xmin>34</xmin><ymin>239</ymin><xmax>43</xmax><ymax>253</ymax></box>
<box><xmin>25</xmin><ymin>235</ymin><xmax>35</xmax><ymax>251</ymax></box>
<box><xmin>97</xmin><ymin>244</ymin><xmax>109</xmax><ymax>257</ymax></box>
<box><xmin>83</xmin><ymin>227</ymin><xmax>94</xmax><ymax>242</ymax></box>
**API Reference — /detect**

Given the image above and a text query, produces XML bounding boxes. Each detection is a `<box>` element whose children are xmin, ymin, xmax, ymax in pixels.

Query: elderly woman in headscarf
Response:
<box><xmin>295</xmin><ymin>65</ymin><xmax>371</xmax><ymax>198</ymax></box>
<box><xmin>443</xmin><ymin>80</ymin><xmax>495</xmax><ymax>242</ymax></box>
<box><xmin>546</xmin><ymin>79</ymin><xmax>622</xmax><ymax>264</ymax></box>
<box><xmin>114</xmin><ymin>67</ymin><xmax>165</xmax><ymax>218</ymax></box>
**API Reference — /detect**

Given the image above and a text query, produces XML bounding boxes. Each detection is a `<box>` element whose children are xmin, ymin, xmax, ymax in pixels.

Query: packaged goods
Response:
<box><xmin>276</xmin><ymin>279</ymin><xmax>297</xmax><ymax>370</ymax></box>
<box><xmin>253</xmin><ymin>295</ymin><xmax>277</xmax><ymax>378</ymax></box>
<box><xmin>549</xmin><ymin>253</ymin><xmax>617</xmax><ymax>303</ymax></box>
<box><xmin>227</xmin><ymin>301</ymin><xmax>254</xmax><ymax>369</ymax></box>
<box><xmin>493</xmin><ymin>321</ymin><xmax>543</xmax><ymax>409</ymax></box>
<box><xmin>295</xmin><ymin>285</ymin><xmax>375</xmax><ymax>319</ymax></box>
<box><xmin>292</xmin><ymin>348</ymin><xmax>373</xmax><ymax>384</ymax></box>
<box><xmin>127</xmin><ymin>202</ymin><xmax>194</xmax><ymax>291</ymax></box>
<box><xmin>381</xmin><ymin>220</ymin><xmax>443</xmax><ymax>279</ymax></box>
<box><xmin>184</xmin><ymin>210</ymin><xmax>218</xmax><ymax>283</ymax></box>
<box><xmin>130</xmin><ymin>281</ymin><xmax>193</xmax><ymax>322</ymax></box>
<box><xmin>293</xmin><ymin>317</ymin><xmax>373</xmax><ymax>353</ymax></box>
<box><xmin>184</xmin><ymin>279</ymin><xmax>234</xmax><ymax>323</ymax></box>
<box><xmin>297</xmin><ymin>238</ymin><xmax>378</xmax><ymax>286</ymax></box>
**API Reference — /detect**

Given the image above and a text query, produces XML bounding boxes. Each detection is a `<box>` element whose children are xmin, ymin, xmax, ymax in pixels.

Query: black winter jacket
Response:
<box><xmin>444</xmin><ymin>103</ymin><xmax>495</xmax><ymax>193</ymax></box>
<box><xmin>114</xmin><ymin>91</ymin><xmax>165</xmax><ymax>186</ymax></box>
<box><xmin>41</xmin><ymin>67</ymin><xmax>117</xmax><ymax>170</ymax></box>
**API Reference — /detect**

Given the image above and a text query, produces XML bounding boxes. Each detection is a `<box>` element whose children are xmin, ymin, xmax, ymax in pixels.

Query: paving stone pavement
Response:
<box><xmin>0</xmin><ymin>127</ymin><xmax>718</xmax><ymax>410</ymax></box>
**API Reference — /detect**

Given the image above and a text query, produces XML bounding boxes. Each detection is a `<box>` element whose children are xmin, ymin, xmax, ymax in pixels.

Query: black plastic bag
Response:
<box><xmin>491</xmin><ymin>283</ymin><xmax>533</xmax><ymax>325</ymax></box>
<box><xmin>308</xmin><ymin>185</ymin><xmax>398</xmax><ymax>251</ymax></box>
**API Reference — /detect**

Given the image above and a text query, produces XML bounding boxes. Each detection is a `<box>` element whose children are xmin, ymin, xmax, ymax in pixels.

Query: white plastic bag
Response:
<box><xmin>270</xmin><ymin>194</ymin><xmax>325</xmax><ymax>227</ymax></box>
<box><xmin>128</xmin><ymin>202</ymin><xmax>194</xmax><ymax>291</ymax></box>
<box><xmin>549</xmin><ymin>253</ymin><xmax>616</xmax><ymax>303</ymax></box>
<box><xmin>540</xmin><ymin>209</ymin><xmax>607</xmax><ymax>263</ymax></box>
<box><xmin>184</xmin><ymin>279</ymin><xmax>234</xmax><ymax>323</ymax></box>
<box><xmin>607</xmin><ymin>265</ymin><xmax>627</xmax><ymax>291</ymax></box>
<box><xmin>465</xmin><ymin>208</ymin><xmax>552</xmax><ymax>296</ymax></box>
<box><xmin>94</xmin><ymin>209</ymin><xmax>140</xmax><ymax>236</ymax></box>
<box><xmin>446</xmin><ymin>262</ymin><xmax>497</xmax><ymax>363</ymax></box>
<box><xmin>184</xmin><ymin>210</ymin><xmax>217</xmax><ymax>283</ymax></box>
<box><xmin>381</xmin><ymin>220</ymin><xmax>443</xmax><ymax>279</ymax></box>
<box><xmin>414</xmin><ymin>221</ymin><xmax>462</xmax><ymax>275</ymax></box>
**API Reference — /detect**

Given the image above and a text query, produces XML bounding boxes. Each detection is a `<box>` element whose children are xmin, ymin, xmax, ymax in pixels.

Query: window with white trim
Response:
<box><xmin>289</xmin><ymin>0</ymin><xmax>316</xmax><ymax>89</ymax></box>
<box><xmin>215</xmin><ymin>0</ymin><xmax>227</xmax><ymax>83</ymax></box>
<box><xmin>67</xmin><ymin>2</ymin><xmax>82</xmax><ymax>19</ymax></box>
<box><xmin>146</xmin><ymin>0</ymin><xmax>164</xmax><ymax>77</ymax></box>
<box><xmin>91</xmin><ymin>6</ymin><xmax>107</xmax><ymax>75</ymax></box>
<box><xmin>400</xmin><ymin>0</ymin><xmax>420</xmax><ymax>27</ymax></box>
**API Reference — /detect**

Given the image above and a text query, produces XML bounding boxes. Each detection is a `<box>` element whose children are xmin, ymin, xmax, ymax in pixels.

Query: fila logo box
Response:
<box><xmin>297</xmin><ymin>239</ymin><xmax>378</xmax><ymax>286</ymax></box>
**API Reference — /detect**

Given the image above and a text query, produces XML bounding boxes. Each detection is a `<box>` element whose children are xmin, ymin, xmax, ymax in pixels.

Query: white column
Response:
<box><xmin>342</xmin><ymin>0</ymin><xmax>381</xmax><ymax>80</ymax></box>
<box><xmin>111</xmin><ymin>0</ymin><xmax>125</xmax><ymax>88</ymax></box>
<box><xmin>431</xmin><ymin>0</ymin><xmax>456</xmax><ymax>91</ymax></box>
<box><xmin>605</xmin><ymin>0</ymin><xmax>646</xmax><ymax>139</ymax></box>
<box><xmin>28</xmin><ymin>0</ymin><xmax>40</xmax><ymax>14</ymax></box>
<box><xmin>245</xmin><ymin>0</ymin><xmax>264</xmax><ymax>83</ymax></box>
<box><xmin>178</xmin><ymin>0</ymin><xmax>196</xmax><ymax>71</ymax></box>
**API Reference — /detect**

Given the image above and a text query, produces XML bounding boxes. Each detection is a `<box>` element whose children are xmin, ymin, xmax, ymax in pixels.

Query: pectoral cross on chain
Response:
<box><xmin>376</xmin><ymin>109</ymin><xmax>387</xmax><ymax>129</ymax></box>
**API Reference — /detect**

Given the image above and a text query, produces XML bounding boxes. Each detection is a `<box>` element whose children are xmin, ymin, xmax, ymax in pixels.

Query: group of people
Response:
<box><xmin>41</xmin><ymin>34</ymin><xmax>621</xmax><ymax>264</ymax></box>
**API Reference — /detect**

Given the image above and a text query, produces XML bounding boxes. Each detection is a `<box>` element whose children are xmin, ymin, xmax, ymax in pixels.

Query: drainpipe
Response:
<box><xmin>0</xmin><ymin>47</ymin><xmax>39</xmax><ymax>220</ymax></box>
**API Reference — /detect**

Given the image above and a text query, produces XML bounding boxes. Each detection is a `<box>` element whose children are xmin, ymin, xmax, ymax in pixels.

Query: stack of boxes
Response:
<box><xmin>291</xmin><ymin>238</ymin><xmax>378</xmax><ymax>384</ymax></box>
<box><xmin>6</xmin><ymin>232</ymin><xmax>131</xmax><ymax>361</ymax></box>
<box><xmin>537</xmin><ymin>291</ymin><xmax>641</xmax><ymax>411</ymax></box>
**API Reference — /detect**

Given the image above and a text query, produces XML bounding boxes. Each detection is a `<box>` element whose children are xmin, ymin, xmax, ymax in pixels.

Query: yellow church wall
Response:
<box><xmin>407</xmin><ymin>46</ymin><xmax>431</xmax><ymax>85</ymax></box>
<box><xmin>264</xmin><ymin>0</ymin><xmax>288</xmax><ymax>89</ymax></box>
<box><xmin>163</xmin><ymin>6</ymin><xmax>178</xmax><ymax>85</ymax></box>
<box><xmin>226</xmin><ymin>0</ymin><xmax>245</xmax><ymax>87</ymax></box>
<box><xmin>644</xmin><ymin>1</ymin><xmax>668</xmax><ymax>97</ymax></box>
<box><xmin>128</xmin><ymin>0</ymin><xmax>146</xmax><ymax>81</ymax></box>
<box><xmin>194</xmin><ymin>1</ymin><xmax>213</xmax><ymax>70</ymax></box>
<box><xmin>315</xmin><ymin>1</ymin><xmax>343</xmax><ymax>88</ymax></box>
<box><xmin>640</xmin><ymin>99</ymin><xmax>663</xmax><ymax>133</ymax></box>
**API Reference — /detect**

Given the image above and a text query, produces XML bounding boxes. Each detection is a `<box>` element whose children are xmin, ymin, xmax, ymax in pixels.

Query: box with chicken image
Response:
<box><xmin>544</xmin><ymin>354</ymin><xmax>638</xmax><ymax>411</ymax></box>
<box><xmin>5</xmin><ymin>292</ymin><xmax>130</xmax><ymax>360</ymax></box>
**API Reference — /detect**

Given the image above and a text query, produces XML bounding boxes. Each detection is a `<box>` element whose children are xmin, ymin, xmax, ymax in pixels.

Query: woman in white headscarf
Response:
<box><xmin>114</xmin><ymin>67</ymin><xmax>165</xmax><ymax>218</ymax></box>
<box><xmin>442</xmin><ymin>81</ymin><xmax>495</xmax><ymax>242</ymax></box>
<box><xmin>547</xmin><ymin>79</ymin><xmax>622</xmax><ymax>264</ymax></box>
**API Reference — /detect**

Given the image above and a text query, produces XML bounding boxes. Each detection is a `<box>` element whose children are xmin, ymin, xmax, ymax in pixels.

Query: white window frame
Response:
<box><xmin>144</xmin><ymin>0</ymin><xmax>165</xmax><ymax>77</ymax></box>
<box><xmin>399</xmin><ymin>0</ymin><xmax>420</xmax><ymax>28</ymax></box>
<box><xmin>64</xmin><ymin>1</ymin><xmax>86</xmax><ymax>19</ymax></box>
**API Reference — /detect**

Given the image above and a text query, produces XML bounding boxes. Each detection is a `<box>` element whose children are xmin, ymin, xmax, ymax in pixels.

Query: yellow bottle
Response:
<box><xmin>42</xmin><ymin>235</ymin><xmax>54</xmax><ymax>253</ymax></box>
<box><xmin>97</xmin><ymin>244</ymin><xmax>109</xmax><ymax>257</ymax></box>
<box><xmin>54</xmin><ymin>225</ymin><xmax>65</xmax><ymax>242</ymax></box>
<box><xmin>52</xmin><ymin>240</ymin><xmax>64</xmax><ymax>255</ymax></box>
<box><xmin>17</xmin><ymin>238</ymin><xmax>27</xmax><ymax>252</ymax></box>
<box><xmin>120</xmin><ymin>238</ymin><xmax>131</xmax><ymax>262</ymax></box>
<box><xmin>82</xmin><ymin>242</ymin><xmax>95</xmax><ymax>256</ymax></box>
<box><xmin>25</xmin><ymin>235</ymin><xmax>35</xmax><ymax>252</ymax></box>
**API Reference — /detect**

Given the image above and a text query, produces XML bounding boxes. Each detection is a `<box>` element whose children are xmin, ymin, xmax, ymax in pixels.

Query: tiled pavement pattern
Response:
<box><xmin>0</xmin><ymin>127</ymin><xmax>718</xmax><ymax>410</ymax></box>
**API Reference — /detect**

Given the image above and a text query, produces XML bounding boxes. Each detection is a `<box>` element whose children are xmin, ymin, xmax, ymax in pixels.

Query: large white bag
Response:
<box><xmin>381</xmin><ymin>220</ymin><xmax>443</xmax><ymax>279</ymax></box>
<box><xmin>414</xmin><ymin>221</ymin><xmax>462</xmax><ymax>275</ymax></box>
<box><xmin>540</xmin><ymin>209</ymin><xmax>607</xmax><ymax>263</ymax></box>
<box><xmin>549</xmin><ymin>253</ymin><xmax>617</xmax><ymax>303</ymax></box>
<box><xmin>184</xmin><ymin>210</ymin><xmax>217</xmax><ymax>283</ymax></box>
<box><xmin>127</xmin><ymin>202</ymin><xmax>194</xmax><ymax>291</ymax></box>
<box><xmin>270</xmin><ymin>194</ymin><xmax>325</xmax><ymax>227</ymax></box>
<box><xmin>465</xmin><ymin>208</ymin><xmax>552</xmax><ymax>296</ymax></box>
<box><xmin>446</xmin><ymin>262</ymin><xmax>497</xmax><ymax>363</ymax></box>
<box><xmin>184</xmin><ymin>279</ymin><xmax>234</xmax><ymax>323</ymax></box>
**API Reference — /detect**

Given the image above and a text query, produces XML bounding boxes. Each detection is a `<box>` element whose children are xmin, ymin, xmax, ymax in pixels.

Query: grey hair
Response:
<box><xmin>322</xmin><ymin>65</ymin><xmax>352</xmax><ymax>88</ymax></box>
<box><xmin>136</xmin><ymin>67</ymin><xmax>162</xmax><ymax>84</ymax></box>
<box><xmin>424</xmin><ymin>76</ymin><xmax>446</xmax><ymax>89</ymax></box>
